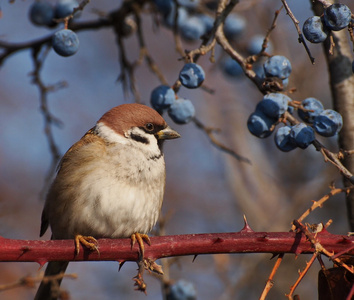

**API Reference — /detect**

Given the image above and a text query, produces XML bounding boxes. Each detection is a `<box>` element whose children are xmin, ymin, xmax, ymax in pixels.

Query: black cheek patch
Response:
<box><xmin>130</xmin><ymin>133</ymin><xmax>149</xmax><ymax>144</ymax></box>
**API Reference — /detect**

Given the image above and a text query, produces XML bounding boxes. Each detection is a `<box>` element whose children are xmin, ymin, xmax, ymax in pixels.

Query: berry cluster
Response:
<box><xmin>153</xmin><ymin>0</ymin><xmax>215</xmax><ymax>42</ymax></box>
<box><xmin>302</xmin><ymin>4</ymin><xmax>352</xmax><ymax>44</ymax></box>
<box><xmin>221</xmin><ymin>30</ymin><xmax>277</xmax><ymax>80</ymax></box>
<box><xmin>29</xmin><ymin>0</ymin><xmax>80</xmax><ymax>57</ymax></box>
<box><xmin>151</xmin><ymin>63</ymin><xmax>205</xmax><ymax>124</ymax></box>
<box><xmin>152</xmin><ymin>0</ymin><xmax>248</xmax><ymax>44</ymax></box>
<box><xmin>153</xmin><ymin>0</ymin><xmax>276</xmax><ymax>80</ymax></box>
<box><xmin>247</xmin><ymin>54</ymin><xmax>343</xmax><ymax>152</ymax></box>
<box><xmin>219</xmin><ymin>24</ymin><xmax>276</xmax><ymax>79</ymax></box>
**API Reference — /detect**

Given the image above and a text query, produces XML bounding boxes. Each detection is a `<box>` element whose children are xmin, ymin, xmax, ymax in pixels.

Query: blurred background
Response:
<box><xmin>0</xmin><ymin>0</ymin><xmax>353</xmax><ymax>299</ymax></box>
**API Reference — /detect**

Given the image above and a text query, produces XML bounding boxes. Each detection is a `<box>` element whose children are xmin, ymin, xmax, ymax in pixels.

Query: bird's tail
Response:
<box><xmin>34</xmin><ymin>261</ymin><xmax>69</xmax><ymax>300</ymax></box>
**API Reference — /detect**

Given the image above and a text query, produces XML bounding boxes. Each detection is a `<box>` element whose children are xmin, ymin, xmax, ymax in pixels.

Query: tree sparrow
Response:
<box><xmin>34</xmin><ymin>103</ymin><xmax>180</xmax><ymax>300</ymax></box>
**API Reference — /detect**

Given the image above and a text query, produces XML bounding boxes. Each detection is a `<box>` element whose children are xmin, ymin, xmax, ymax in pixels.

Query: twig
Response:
<box><xmin>346</xmin><ymin>282</ymin><xmax>354</xmax><ymax>300</ymax></box>
<box><xmin>259</xmin><ymin>254</ymin><xmax>284</xmax><ymax>300</ymax></box>
<box><xmin>132</xmin><ymin>7</ymin><xmax>168</xmax><ymax>86</ymax></box>
<box><xmin>260</xmin><ymin>185</ymin><xmax>353</xmax><ymax>299</ymax></box>
<box><xmin>280</xmin><ymin>0</ymin><xmax>315</xmax><ymax>64</ymax></box>
<box><xmin>116</xmin><ymin>34</ymin><xmax>139</xmax><ymax>101</ymax></box>
<box><xmin>183</xmin><ymin>0</ymin><xmax>239</xmax><ymax>63</ymax></box>
<box><xmin>287</xmin><ymin>253</ymin><xmax>318</xmax><ymax>300</ymax></box>
<box><xmin>247</xmin><ymin>6</ymin><xmax>282</xmax><ymax>66</ymax></box>
<box><xmin>285</xmin><ymin>113</ymin><xmax>354</xmax><ymax>184</ymax></box>
<box><xmin>30</xmin><ymin>44</ymin><xmax>64</xmax><ymax>191</ymax></box>
<box><xmin>54</xmin><ymin>0</ymin><xmax>91</xmax><ymax>28</ymax></box>
<box><xmin>294</xmin><ymin>185</ymin><xmax>354</xmax><ymax>229</ymax></box>
<box><xmin>0</xmin><ymin>18</ymin><xmax>112</xmax><ymax>65</ymax></box>
<box><xmin>193</xmin><ymin>117</ymin><xmax>251</xmax><ymax>164</ymax></box>
<box><xmin>312</xmin><ymin>140</ymin><xmax>354</xmax><ymax>184</ymax></box>
<box><xmin>213</xmin><ymin>1</ymin><xmax>264</xmax><ymax>93</ymax></box>
<box><xmin>293</xmin><ymin>220</ymin><xmax>354</xmax><ymax>273</ymax></box>
<box><xmin>0</xmin><ymin>273</ymin><xmax>77</xmax><ymax>291</ymax></box>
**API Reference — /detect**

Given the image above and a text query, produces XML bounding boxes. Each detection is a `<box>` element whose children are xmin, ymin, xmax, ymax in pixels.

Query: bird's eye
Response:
<box><xmin>145</xmin><ymin>123</ymin><xmax>154</xmax><ymax>131</ymax></box>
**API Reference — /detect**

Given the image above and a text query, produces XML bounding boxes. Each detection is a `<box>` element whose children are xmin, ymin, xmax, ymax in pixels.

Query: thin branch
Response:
<box><xmin>280</xmin><ymin>0</ymin><xmax>315</xmax><ymax>64</ymax></box>
<box><xmin>193</xmin><ymin>117</ymin><xmax>251</xmax><ymax>164</ymax></box>
<box><xmin>259</xmin><ymin>254</ymin><xmax>284</xmax><ymax>300</ymax></box>
<box><xmin>260</xmin><ymin>185</ymin><xmax>353</xmax><ymax>299</ymax></box>
<box><xmin>312</xmin><ymin>140</ymin><xmax>354</xmax><ymax>184</ymax></box>
<box><xmin>0</xmin><ymin>273</ymin><xmax>77</xmax><ymax>292</ymax></box>
<box><xmin>30</xmin><ymin>45</ymin><xmax>64</xmax><ymax>191</ymax></box>
<box><xmin>247</xmin><ymin>6</ymin><xmax>282</xmax><ymax>66</ymax></box>
<box><xmin>0</xmin><ymin>18</ymin><xmax>112</xmax><ymax>65</ymax></box>
<box><xmin>184</xmin><ymin>0</ymin><xmax>239</xmax><ymax>62</ymax></box>
<box><xmin>293</xmin><ymin>220</ymin><xmax>354</xmax><ymax>273</ymax></box>
<box><xmin>285</xmin><ymin>113</ymin><xmax>354</xmax><ymax>183</ymax></box>
<box><xmin>132</xmin><ymin>6</ymin><xmax>168</xmax><ymax>86</ymax></box>
<box><xmin>295</xmin><ymin>185</ymin><xmax>354</xmax><ymax>229</ymax></box>
<box><xmin>286</xmin><ymin>253</ymin><xmax>318</xmax><ymax>300</ymax></box>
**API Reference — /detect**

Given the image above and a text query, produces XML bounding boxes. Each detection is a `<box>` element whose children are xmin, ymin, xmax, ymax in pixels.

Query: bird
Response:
<box><xmin>34</xmin><ymin>103</ymin><xmax>180</xmax><ymax>300</ymax></box>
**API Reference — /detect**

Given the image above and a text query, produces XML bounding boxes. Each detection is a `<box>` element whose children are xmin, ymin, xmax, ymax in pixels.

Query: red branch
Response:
<box><xmin>1</xmin><ymin>230</ymin><xmax>353</xmax><ymax>266</ymax></box>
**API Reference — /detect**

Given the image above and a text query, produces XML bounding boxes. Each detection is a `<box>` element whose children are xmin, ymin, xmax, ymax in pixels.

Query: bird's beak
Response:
<box><xmin>156</xmin><ymin>126</ymin><xmax>181</xmax><ymax>140</ymax></box>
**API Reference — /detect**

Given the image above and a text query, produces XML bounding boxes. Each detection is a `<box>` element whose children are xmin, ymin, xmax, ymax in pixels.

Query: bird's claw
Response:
<box><xmin>74</xmin><ymin>235</ymin><xmax>99</xmax><ymax>256</ymax></box>
<box><xmin>133</xmin><ymin>272</ymin><xmax>147</xmax><ymax>294</ymax></box>
<box><xmin>131</xmin><ymin>233</ymin><xmax>150</xmax><ymax>257</ymax></box>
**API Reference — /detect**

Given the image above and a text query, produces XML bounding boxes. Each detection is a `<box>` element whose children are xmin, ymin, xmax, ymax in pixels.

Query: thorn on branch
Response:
<box><xmin>240</xmin><ymin>215</ymin><xmax>254</xmax><ymax>233</ymax></box>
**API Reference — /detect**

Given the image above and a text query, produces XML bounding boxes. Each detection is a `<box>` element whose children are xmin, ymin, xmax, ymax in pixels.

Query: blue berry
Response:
<box><xmin>313</xmin><ymin>109</ymin><xmax>343</xmax><ymax>137</ymax></box>
<box><xmin>179</xmin><ymin>63</ymin><xmax>205</xmax><ymax>88</ymax></box>
<box><xmin>323</xmin><ymin>4</ymin><xmax>351</xmax><ymax>31</ymax></box>
<box><xmin>55</xmin><ymin>0</ymin><xmax>79</xmax><ymax>18</ymax></box>
<box><xmin>289</xmin><ymin>123</ymin><xmax>315</xmax><ymax>149</ymax></box>
<box><xmin>167</xmin><ymin>280</ymin><xmax>197</xmax><ymax>300</ymax></box>
<box><xmin>298</xmin><ymin>97</ymin><xmax>324</xmax><ymax>124</ymax></box>
<box><xmin>29</xmin><ymin>1</ymin><xmax>55</xmax><ymax>26</ymax></box>
<box><xmin>303</xmin><ymin>16</ymin><xmax>329</xmax><ymax>43</ymax></box>
<box><xmin>247</xmin><ymin>34</ymin><xmax>273</xmax><ymax>55</ymax></box>
<box><xmin>256</xmin><ymin>93</ymin><xmax>290</xmax><ymax>118</ymax></box>
<box><xmin>52</xmin><ymin>29</ymin><xmax>79</xmax><ymax>57</ymax></box>
<box><xmin>150</xmin><ymin>85</ymin><xmax>176</xmax><ymax>110</ymax></box>
<box><xmin>221</xmin><ymin>57</ymin><xmax>243</xmax><ymax>77</ymax></box>
<box><xmin>263</xmin><ymin>55</ymin><xmax>292</xmax><ymax>80</ymax></box>
<box><xmin>274</xmin><ymin>126</ymin><xmax>297</xmax><ymax>152</ymax></box>
<box><xmin>168</xmin><ymin>98</ymin><xmax>195</xmax><ymax>124</ymax></box>
<box><xmin>180</xmin><ymin>16</ymin><xmax>206</xmax><ymax>41</ymax></box>
<box><xmin>223</xmin><ymin>13</ymin><xmax>246</xmax><ymax>40</ymax></box>
<box><xmin>247</xmin><ymin>111</ymin><xmax>276</xmax><ymax>138</ymax></box>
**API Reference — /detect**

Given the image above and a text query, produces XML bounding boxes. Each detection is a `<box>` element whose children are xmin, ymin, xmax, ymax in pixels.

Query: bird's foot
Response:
<box><xmin>130</xmin><ymin>233</ymin><xmax>151</xmax><ymax>257</ymax></box>
<box><xmin>133</xmin><ymin>270</ymin><xmax>147</xmax><ymax>294</ymax></box>
<box><xmin>74</xmin><ymin>235</ymin><xmax>99</xmax><ymax>256</ymax></box>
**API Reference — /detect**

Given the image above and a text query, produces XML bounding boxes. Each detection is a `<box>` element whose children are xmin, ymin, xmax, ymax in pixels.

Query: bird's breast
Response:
<box><xmin>52</xmin><ymin>146</ymin><xmax>166</xmax><ymax>239</ymax></box>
